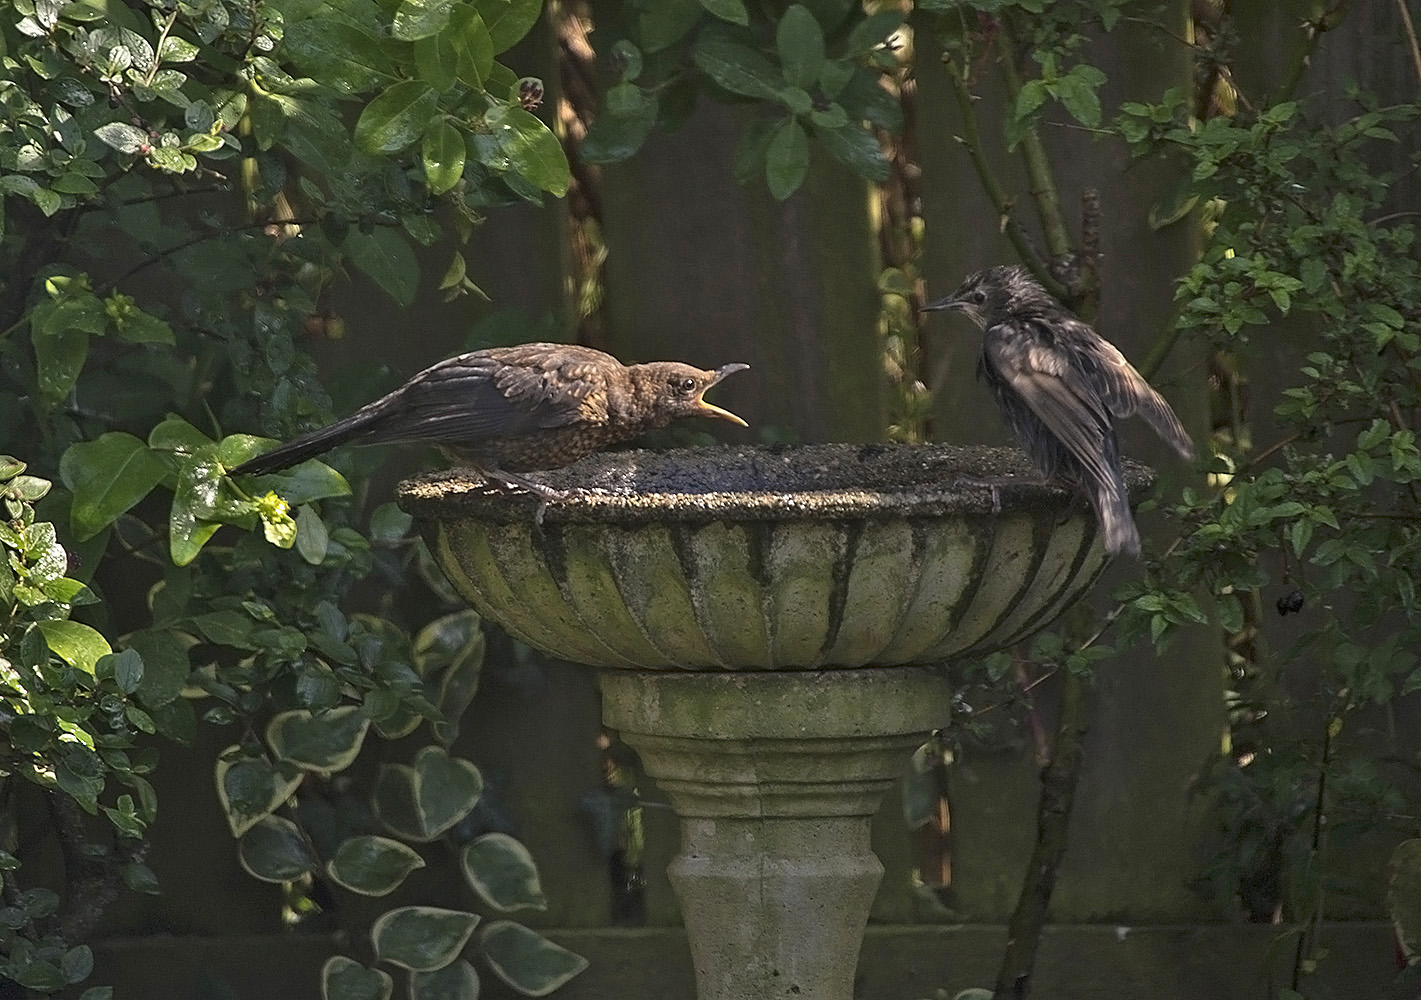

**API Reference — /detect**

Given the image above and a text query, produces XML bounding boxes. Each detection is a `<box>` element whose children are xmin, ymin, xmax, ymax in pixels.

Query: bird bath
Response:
<box><xmin>397</xmin><ymin>443</ymin><xmax>1150</xmax><ymax>1000</ymax></box>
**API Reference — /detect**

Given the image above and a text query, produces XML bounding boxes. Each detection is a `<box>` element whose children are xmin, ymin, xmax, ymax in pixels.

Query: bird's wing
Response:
<box><xmin>357</xmin><ymin>344</ymin><xmax>613</xmax><ymax>445</ymax></box>
<box><xmin>1060</xmin><ymin>320</ymin><xmax>1196</xmax><ymax>459</ymax></box>
<box><xmin>984</xmin><ymin>322</ymin><xmax>1122</xmax><ymax>496</ymax></box>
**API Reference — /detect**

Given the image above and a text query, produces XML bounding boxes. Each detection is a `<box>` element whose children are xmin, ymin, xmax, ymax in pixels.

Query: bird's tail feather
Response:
<box><xmin>1091</xmin><ymin>479</ymin><xmax>1141</xmax><ymax>557</ymax></box>
<box><xmin>1137</xmin><ymin>385</ymin><xmax>1197</xmax><ymax>461</ymax></box>
<box><xmin>230</xmin><ymin>408</ymin><xmax>384</xmax><ymax>476</ymax></box>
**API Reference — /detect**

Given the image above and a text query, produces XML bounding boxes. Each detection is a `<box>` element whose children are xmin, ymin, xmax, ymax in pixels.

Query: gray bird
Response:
<box><xmin>922</xmin><ymin>265</ymin><xmax>1195</xmax><ymax>556</ymax></box>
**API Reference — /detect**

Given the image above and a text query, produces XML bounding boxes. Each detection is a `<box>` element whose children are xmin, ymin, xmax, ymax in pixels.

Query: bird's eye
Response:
<box><xmin>676</xmin><ymin>377</ymin><xmax>697</xmax><ymax>393</ymax></box>
<box><xmin>970</xmin><ymin>289</ymin><xmax>988</xmax><ymax>304</ymax></box>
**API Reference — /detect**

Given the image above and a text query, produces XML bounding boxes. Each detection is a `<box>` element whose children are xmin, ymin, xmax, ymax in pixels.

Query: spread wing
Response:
<box><xmin>1059</xmin><ymin>320</ymin><xmax>1196</xmax><ymax>460</ymax></box>
<box><xmin>358</xmin><ymin>343</ymin><xmax>615</xmax><ymax>445</ymax></box>
<box><xmin>984</xmin><ymin>321</ymin><xmax>1123</xmax><ymax>498</ymax></box>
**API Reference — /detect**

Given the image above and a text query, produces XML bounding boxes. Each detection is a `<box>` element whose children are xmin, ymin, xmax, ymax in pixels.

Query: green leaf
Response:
<box><xmin>845</xmin><ymin>9</ymin><xmax>903</xmax><ymax>56</ymax></box>
<box><xmin>30</xmin><ymin>322</ymin><xmax>90</xmax><ymax>406</ymax></box>
<box><xmin>765</xmin><ymin>118</ymin><xmax>809</xmax><ymax>201</ymax></box>
<box><xmin>637</xmin><ymin>0</ymin><xmax>701</xmax><ymax>51</ymax></box>
<box><xmin>284</xmin><ymin>20</ymin><xmax>393</xmax><ymax>94</ymax></box>
<box><xmin>815</xmin><ymin>122</ymin><xmax>887</xmax><ymax>181</ymax></box>
<box><xmin>168</xmin><ymin>456</ymin><xmax>228</xmax><ymax>566</ymax></box>
<box><xmin>327</xmin><ymin>835</ymin><xmax>426</xmax><ymax>895</ymax></box>
<box><xmin>238</xmin><ymin>816</ymin><xmax>316</xmax><ymax>882</ymax></box>
<box><xmin>93</xmin><ymin>121</ymin><xmax>148</xmax><ymax>153</ymax></box>
<box><xmin>35</xmin><ymin>620</ymin><xmax>111</xmax><ymax>674</ymax></box>
<box><xmin>371</xmin><ymin>906</ymin><xmax>480</xmax><ymax>972</ymax></box>
<box><xmin>354</xmin><ymin>81</ymin><xmax>439</xmax><ymax>155</ymax></box>
<box><xmin>266</xmin><ymin>706</ymin><xmax>371</xmax><ymax>775</ymax></box>
<box><xmin>450</xmin><ymin>7</ymin><xmax>495</xmax><ymax>87</ymax></box>
<box><xmin>693</xmin><ymin>36</ymin><xmax>782</xmax><ymax>100</ymax></box>
<box><xmin>215</xmin><ymin>751</ymin><xmax>304</xmax><ymax>837</ymax></box>
<box><xmin>698</xmin><ymin>0</ymin><xmax>747</xmax><ymax>26</ymax></box>
<box><xmin>480</xmin><ymin>921</ymin><xmax>588</xmax><ymax>996</ymax></box>
<box><xmin>102</xmin><ymin>647</ymin><xmax>144</xmax><ymax>693</ymax></box>
<box><xmin>294</xmin><ymin>504</ymin><xmax>329</xmax><ymax>564</ymax></box>
<box><xmin>127</xmin><ymin>628</ymin><xmax>191</xmax><ymax>707</ymax></box>
<box><xmin>776</xmin><ymin>5</ymin><xmax>825</xmax><ymax>90</ymax></box>
<box><xmin>59</xmin><ymin>433</ymin><xmax>167</xmax><ymax>541</ymax></box>
<box><xmin>580</xmin><ymin>86</ymin><xmax>658</xmax><ymax>164</ymax></box>
<box><xmin>253</xmin><ymin>460</ymin><xmax>352</xmax><ymax>504</ymax></box>
<box><xmin>461</xmin><ymin>833</ymin><xmax>546</xmax><ymax>911</ymax></box>
<box><xmin>1054</xmin><ymin>72</ymin><xmax>1103</xmax><ymax>127</ymax></box>
<box><xmin>476</xmin><ymin>0</ymin><xmax>541</xmax><ymax>53</ymax></box>
<box><xmin>344</xmin><ymin>228</ymin><xmax>421</xmax><ymax>307</ymax></box>
<box><xmin>321</xmin><ymin>957</ymin><xmax>393</xmax><ymax>1000</ymax></box>
<box><xmin>409</xmin><ymin>960</ymin><xmax>479</xmax><ymax>1000</ymax></box>
<box><xmin>422</xmin><ymin>120</ymin><xmax>466</xmax><ymax>195</ymax></box>
<box><xmin>488</xmin><ymin>105</ymin><xmax>569</xmax><ymax>196</ymax></box>
<box><xmin>270</xmin><ymin>95</ymin><xmax>354</xmax><ymax>177</ymax></box>
<box><xmin>393</xmin><ymin>0</ymin><xmax>456</xmax><ymax>41</ymax></box>
<box><xmin>373</xmin><ymin>748</ymin><xmax>484</xmax><ymax>841</ymax></box>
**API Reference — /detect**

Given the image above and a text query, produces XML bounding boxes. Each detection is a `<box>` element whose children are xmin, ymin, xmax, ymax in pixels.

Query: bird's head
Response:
<box><xmin>920</xmin><ymin>265</ymin><xmax>1045</xmax><ymax>329</ymax></box>
<box><xmin>638</xmin><ymin>361</ymin><xmax>751</xmax><ymax>427</ymax></box>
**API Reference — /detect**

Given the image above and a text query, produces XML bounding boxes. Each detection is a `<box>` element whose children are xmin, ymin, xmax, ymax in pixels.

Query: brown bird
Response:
<box><xmin>922</xmin><ymin>265</ymin><xmax>1195</xmax><ymax>557</ymax></box>
<box><xmin>231</xmin><ymin>343</ymin><xmax>750</xmax><ymax>514</ymax></box>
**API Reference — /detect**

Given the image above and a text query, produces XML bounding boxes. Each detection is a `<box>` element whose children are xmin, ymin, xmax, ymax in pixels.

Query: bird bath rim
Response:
<box><xmin>396</xmin><ymin>441</ymin><xmax>1154</xmax><ymax>524</ymax></box>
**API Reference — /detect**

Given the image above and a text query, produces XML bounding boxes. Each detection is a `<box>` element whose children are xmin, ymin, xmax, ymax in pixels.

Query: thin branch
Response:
<box><xmin>1396</xmin><ymin>0</ymin><xmax>1421</xmax><ymax>86</ymax></box>
<box><xmin>941</xmin><ymin>53</ymin><xmax>1067</xmax><ymax>300</ymax></box>
<box><xmin>991</xmin><ymin>668</ymin><xmax>1087</xmax><ymax>1000</ymax></box>
<box><xmin>1273</xmin><ymin>0</ymin><xmax>1355</xmax><ymax>105</ymax></box>
<box><xmin>992</xmin><ymin>23</ymin><xmax>1075</xmax><ymax>266</ymax></box>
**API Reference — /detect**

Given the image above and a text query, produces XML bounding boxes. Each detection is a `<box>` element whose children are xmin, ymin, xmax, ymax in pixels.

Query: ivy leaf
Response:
<box><xmin>327</xmin><ymin>836</ymin><xmax>426</xmax><ymax>896</ymax></box>
<box><xmin>480</xmin><ymin>921</ymin><xmax>588</xmax><ymax>996</ymax></box>
<box><xmin>765</xmin><ymin>118</ymin><xmax>809</xmax><ymax>201</ymax></box>
<box><xmin>321</xmin><ymin>957</ymin><xmax>393</xmax><ymax>1000</ymax></box>
<box><xmin>371</xmin><ymin>907</ymin><xmax>480</xmax><ymax>971</ymax></box>
<box><xmin>581</xmin><ymin>84</ymin><xmax>658</xmax><ymax>164</ymax></box>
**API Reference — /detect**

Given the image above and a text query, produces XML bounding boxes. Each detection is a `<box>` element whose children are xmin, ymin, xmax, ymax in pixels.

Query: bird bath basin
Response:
<box><xmin>398</xmin><ymin>443</ymin><xmax>1151</xmax><ymax>1000</ymax></box>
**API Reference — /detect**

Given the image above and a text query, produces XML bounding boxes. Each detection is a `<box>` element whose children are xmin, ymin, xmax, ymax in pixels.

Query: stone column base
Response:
<box><xmin>601</xmin><ymin>667</ymin><xmax>953</xmax><ymax>1000</ymax></box>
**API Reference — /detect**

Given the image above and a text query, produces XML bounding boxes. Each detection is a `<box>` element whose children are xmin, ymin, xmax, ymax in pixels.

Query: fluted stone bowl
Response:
<box><xmin>397</xmin><ymin>443</ymin><xmax>1152</xmax><ymax>670</ymax></box>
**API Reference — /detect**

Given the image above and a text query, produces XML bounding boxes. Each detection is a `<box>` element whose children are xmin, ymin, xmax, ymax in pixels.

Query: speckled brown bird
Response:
<box><xmin>922</xmin><ymin>265</ymin><xmax>1195</xmax><ymax>557</ymax></box>
<box><xmin>231</xmin><ymin>343</ymin><xmax>750</xmax><ymax>511</ymax></box>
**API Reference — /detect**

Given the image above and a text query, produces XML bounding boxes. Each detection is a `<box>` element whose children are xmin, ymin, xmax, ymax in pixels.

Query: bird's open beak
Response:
<box><xmin>696</xmin><ymin>362</ymin><xmax>750</xmax><ymax>426</ymax></box>
<box><xmin>919</xmin><ymin>295</ymin><xmax>963</xmax><ymax>313</ymax></box>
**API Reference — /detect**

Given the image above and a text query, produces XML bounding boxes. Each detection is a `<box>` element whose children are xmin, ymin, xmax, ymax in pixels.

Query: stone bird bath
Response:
<box><xmin>398</xmin><ymin>443</ymin><xmax>1149</xmax><ymax>1000</ymax></box>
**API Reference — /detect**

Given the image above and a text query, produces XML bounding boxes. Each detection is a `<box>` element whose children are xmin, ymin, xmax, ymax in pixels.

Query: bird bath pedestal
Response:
<box><xmin>398</xmin><ymin>444</ymin><xmax>1148</xmax><ymax>1000</ymax></box>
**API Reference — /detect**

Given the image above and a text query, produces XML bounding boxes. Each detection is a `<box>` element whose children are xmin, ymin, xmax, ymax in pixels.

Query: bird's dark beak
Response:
<box><xmin>696</xmin><ymin>363</ymin><xmax>750</xmax><ymax>427</ymax></box>
<box><xmin>919</xmin><ymin>295</ymin><xmax>963</xmax><ymax>313</ymax></box>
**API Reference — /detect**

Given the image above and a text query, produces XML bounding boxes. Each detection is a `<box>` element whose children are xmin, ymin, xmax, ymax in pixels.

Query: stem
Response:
<box><xmin>1273</xmin><ymin>0</ymin><xmax>1355</xmax><ymax>105</ymax></box>
<box><xmin>992</xmin><ymin>22</ymin><xmax>1075</xmax><ymax>266</ymax></box>
<box><xmin>940</xmin><ymin>54</ymin><xmax>1068</xmax><ymax>301</ymax></box>
<box><xmin>1291</xmin><ymin>713</ymin><xmax>1334</xmax><ymax>990</ymax></box>
<box><xmin>142</xmin><ymin>10</ymin><xmax>179</xmax><ymax>88</ymax></box>
<box><xmin>990</xmin><ymin>669</ymin><xmax>1088</xmax><ymax>1000</ymax></box>
<box><xmin>1397</xmin><ymin>0</ymin><xmax>1421</xmax><ymax>87</ymax></box>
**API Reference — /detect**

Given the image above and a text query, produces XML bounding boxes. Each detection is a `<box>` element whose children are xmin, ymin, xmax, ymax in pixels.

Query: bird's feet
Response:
<box><xmin>951</xmin><ymin>474</ymin><xmax>1011</xmax><ymax>514</ymax></box>
<box><xmin>477</xmin><ymin>467</ymin><xmax>570</xmax><ymax>526</ymax></box>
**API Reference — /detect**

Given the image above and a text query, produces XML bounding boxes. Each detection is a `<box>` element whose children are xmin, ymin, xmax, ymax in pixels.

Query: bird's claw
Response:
<box><xmin>952</xmin><ymin>475</ymin><xmax>1004</xmax><ymax>514</ymax></box>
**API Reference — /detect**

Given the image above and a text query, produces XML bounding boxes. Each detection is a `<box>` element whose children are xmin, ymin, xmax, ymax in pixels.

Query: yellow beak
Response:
<box><xmin>696</xmin><ymin>362</ymin><xmax>750</xmax><ymax>427</ymax></box>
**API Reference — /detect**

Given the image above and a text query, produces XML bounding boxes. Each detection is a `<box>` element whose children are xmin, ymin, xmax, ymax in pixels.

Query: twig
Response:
<box><xmin>1291</xmin><ymin>713</ymin><xmax>1334</xmax><ymax>990</ymax></box>
<box><xmin>992</xmin><ymin>25</ymin><xmax>1075</xmax><ymax>268</ymax></box>
<box><xmin>990</xmin><ymin>668</ymin><xmax>1087</xmax><ymax>1000</ymax></box>
<box><xmin>940</xmin><ymin>54</ymin><xmax>1068</xmax><ymax>301</ymax></box>
<box><xmin>1273</xmin><ymin>1</ymin><xmax>1355</xmax><ymax>105</ymax></box>
<box><xmin>1396</xmin><ymin>0</ymin><xmax>1421</xmax><ymax>86</ymax></box>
